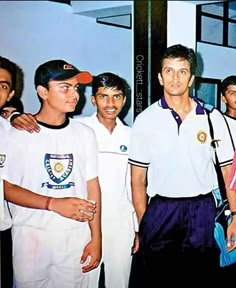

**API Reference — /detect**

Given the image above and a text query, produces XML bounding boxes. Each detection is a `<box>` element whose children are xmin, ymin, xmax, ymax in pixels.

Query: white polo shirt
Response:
<box><xmin>128</xmin><ymin>97</ymin><xmax>234</xmax><ymax>198</ymax></box>
<box><xmin>77</xmin><ymin>113</ymin><xmax>134</xmax><ymax>218</ymax></box>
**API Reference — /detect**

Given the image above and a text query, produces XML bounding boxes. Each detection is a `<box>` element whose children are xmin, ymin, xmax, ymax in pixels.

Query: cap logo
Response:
<box><xmin>63</xmin><ymin>64</ymin><xmax>74</xmax><ymax>70</ymax></box>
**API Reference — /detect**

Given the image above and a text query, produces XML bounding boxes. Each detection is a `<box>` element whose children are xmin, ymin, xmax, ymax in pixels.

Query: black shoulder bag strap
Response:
<box><xmin>205</xmin><ymin>108</ymin><xmax>227</xmax><ymax>201</ymax></box>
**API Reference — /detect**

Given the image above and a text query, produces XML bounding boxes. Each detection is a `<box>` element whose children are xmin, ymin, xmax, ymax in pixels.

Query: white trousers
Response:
<box><xmin>12</xmin><ymin>225</ymin><xmax>91</xmax><ymax>288</ymax></box>
<box><xmin>88</xmin><ymin>213</ymin><xmax>135</xmax><ymax>288</ymax></box>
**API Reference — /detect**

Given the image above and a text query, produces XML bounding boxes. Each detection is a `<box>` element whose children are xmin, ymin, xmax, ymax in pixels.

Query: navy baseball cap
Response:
<box><xmin>34</xmin><ymin>59</ymin><xmax>93</xmax><ymax>88</ymax></box>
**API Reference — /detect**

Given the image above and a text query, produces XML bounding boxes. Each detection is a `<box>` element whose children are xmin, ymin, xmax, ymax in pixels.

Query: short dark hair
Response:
<box><xmin>0</xmin><ymin>56</ymin><xmax>17</xmax><ymax>91</ymax></box>
<box><xmin>221</xmin><ymin>75</ymin><xmax>236</xmax><ymax>96</ymax></box>
<box><xmin>160</xmin><ymin>44</ymin><xmax>197</xmax><ymax>75</ymax></box>
<box><xmin>92</xmin><ymin>72</ymin><xmax>130</xmax><ymax>96</ymax></box>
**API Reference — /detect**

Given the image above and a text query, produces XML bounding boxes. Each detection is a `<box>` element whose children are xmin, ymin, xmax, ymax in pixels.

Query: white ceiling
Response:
<box><xmin>72</xmin><ymin>3</ymin><xmax>132</xmax><ymax>29</ymax></box>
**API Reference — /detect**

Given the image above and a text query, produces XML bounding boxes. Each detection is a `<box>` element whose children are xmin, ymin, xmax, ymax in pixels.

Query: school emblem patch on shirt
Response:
<box><xmin>120</xmin><ymin>145</ymin><xmax>127</xmax><ymax>152</ymax></box>
<box><xmin>0</xmin><ymin>154</ymin><xmax>6</xmax><ymax>168</ymax></box>
<box><xmin>197</xmin><ymin>130</ymin><xmax>207</xmax><ymax>144</ymax></box>
<box><xmin>42</xmin><ymin>153</ymin><xmax>74</xmax><ymax>189</ymax></box>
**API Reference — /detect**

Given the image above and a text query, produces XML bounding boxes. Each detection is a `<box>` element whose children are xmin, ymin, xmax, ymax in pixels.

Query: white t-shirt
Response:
<box><xmin>3</xmin><ymin>118</ymin><xmax>99</xmax><ymax>230</ymax></box>
<box><xmin>0</xmin><ymin>116</ymin><xmax>11</xmax><ymax>224</ymax></box>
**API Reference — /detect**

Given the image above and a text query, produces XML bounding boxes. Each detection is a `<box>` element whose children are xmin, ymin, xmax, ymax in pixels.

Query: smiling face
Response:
<box><xmin>91</xmin><ymin>86</ymin><xmax>126</xmax><ymax>125</ymax></box>
<box><xmin>0</xmin><ymin>68</ymin><xmax>15</xmax><ymax>109</ymax></box>
<box><xmin>158</xmin><ymin>57</ymin><xmax>194</xmax><ymax>98</ymax></box>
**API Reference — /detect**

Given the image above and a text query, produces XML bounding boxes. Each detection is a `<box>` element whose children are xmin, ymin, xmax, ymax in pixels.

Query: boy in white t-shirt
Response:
<box><xmin>0</xmin><ymin>56</ymin><xmax>20</xmax><ymax>288</ymax></box>
<box><xmin>3</xmin><ymin>59</ymin><xmax>102</xmax><ymax>288</ymax></box>
<box><xmin>0</xmin><ymin>56</ymin><xmax>17</xmax><ymax>221</ymax></box>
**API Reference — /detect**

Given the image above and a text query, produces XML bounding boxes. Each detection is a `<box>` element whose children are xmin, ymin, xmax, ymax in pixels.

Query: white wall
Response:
<box><xmin>0</xmin><ymin>1</ymin><xmax>133</xmax><ymax>125</ymax></box>
<box><xmin>168</xmin><ymin>1</ymin><xmax>236</xmax><ymax>81</ymax></box>
<box><xmin>167</xmin><ymin>1</ymin><xmax>196</xmax><ymax>49</ymax></box>
<box><xmin>197</xmin><ymin>43</ymin><xmax>236</xmax><ymax>79</ymax></box>
<box><xmin>2</xmin><ymin>0</ymin><xmax>234</xmax><ymax>124</ymax></box>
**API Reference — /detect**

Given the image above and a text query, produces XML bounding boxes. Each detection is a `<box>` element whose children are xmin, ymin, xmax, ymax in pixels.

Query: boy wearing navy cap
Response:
<box><xmin>3</xmin><ymin>59</ymin><xmax>101</xmax><ymax>288</ymax></box>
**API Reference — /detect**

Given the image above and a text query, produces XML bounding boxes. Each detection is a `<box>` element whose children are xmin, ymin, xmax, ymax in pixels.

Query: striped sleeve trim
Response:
<box><xmin>219</xmin><ymin>158</ymin><xmax>233</xmax><ymax>167</ymax></box>
<box><xmin>128</xmin><ymin>158</ymin><xmax>149</xmax><ymax>168</ymax></box>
